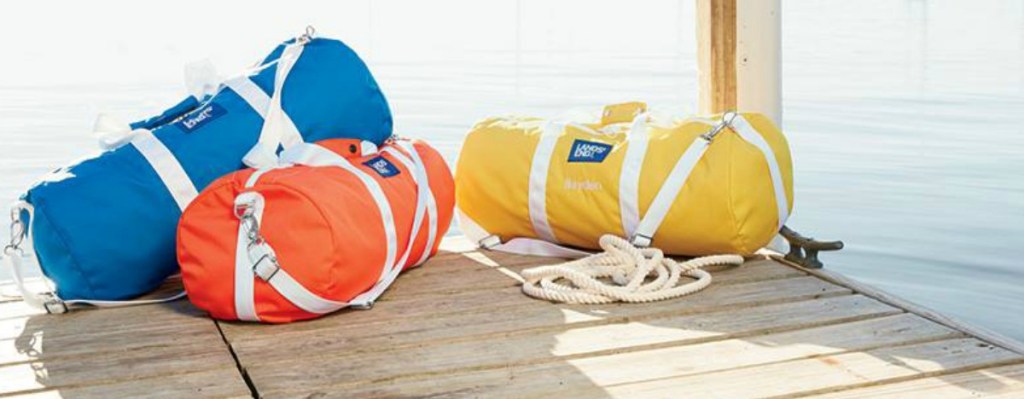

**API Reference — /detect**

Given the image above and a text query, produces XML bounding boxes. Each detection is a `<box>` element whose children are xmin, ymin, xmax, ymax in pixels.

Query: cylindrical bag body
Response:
<box><xmin>177</xmin><ymin>139</ymin><xmax>455</xmax><ymax>323</ymax></box>
<box><xmin>456</xmin><ymin>103</ymin><xmax>793</xmax><ymax>256</ymax></box>
<box><xmin>17</xmin><ymin>36</ymin><xmax>392</xmax><ymax>302</ymax></box>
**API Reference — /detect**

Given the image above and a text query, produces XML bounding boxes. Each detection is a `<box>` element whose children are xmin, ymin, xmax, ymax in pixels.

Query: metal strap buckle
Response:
<box><xmin>248</xmin><ymin>242</ymin><xmax>280</xmax><ymax>282</ymax></box>
<box><xmin>631</xmin><ymin>234</ymin><xmax>653</xmax><ymax>248</ymax></box>
<box><xmin>479</xmin><ymin>235</ymin><xmax>502</xmax><ymax>250</ymax></box>
<box><xmin>350</xmin><ymin>300</ymin><xmax>374</xmax><ymax>310</ymax></box>
<box><xmin>234</xmin><ymin>200</ymin><xmax>255</xmax><ymax>220</ymax></box>
<box><xmin>7</xmin><ymin>207</ymin><xmax>26</xmax><ymax>253</ymax></box>
<box><xmin>297</xmin><ymin>25</ymin><xmax>317</xmax><ymax>44</ymax></box>
<box><xmin>700</xmin><ymin>111</ymin><xmax>739</xmax><ymax>142</ymax></box>
<box><xmin>43</xmin><ymin>296</ymin><xmax>68</xmax><ymax>314</ymax></box>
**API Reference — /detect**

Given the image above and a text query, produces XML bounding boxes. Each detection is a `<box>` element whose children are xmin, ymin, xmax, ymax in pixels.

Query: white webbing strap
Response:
<box><xmin>346</xmin><ymin>144</ymin><xmax>430</xmax><ymax>304</ymax></box>
<box><xmin>730</xmin><ymin>115</ymin><xmax>790</xmax><ymax>230</ymax></box>
<box><xmin>60</xmin><ymin>291</ymin><xmax>188</xmax><ymax>309</ymax></box>
<box><xmin>224</xmin><ymin>76</ymin><xmax>270</xmax><ymax>120</ymax></box>
<box><xmin>384</xmin><ymin>142</ymin><xmax>438</xmax><ymax>267</ymax></box>
<box><xmin>5</xmin><ymin>201</ymin><xmax>186</xmax><ymax>314</ymax></box>
<box><xmin>403</xmin><ymin>142</ymin><xmax>441</xmax><ymax>266</ymax></box>
<box><xmin>619</xmin><ymin>113</ymin><xmax>650</xmax><ymax>238</ymax></box>
<box><xmin>457</xmin><ymin>207</ymin><xmax>592</xmax><ymax>259</ymax></box>
<box><xmin>378</xmin><ymin>147</ymin><xmax>426</xmax><ymax>273</ymax></box>
<box><xmin>184</xmin><ymin>59</ymin><xmax>223</xmax><ymax>101</ymax></box>
<box><xmin>527</xmin><ymin>122</ymin><xmax>562</xmax><ymax>243</ymax></box>
<box><xmin>130</xmin><ymin>129</ymin><xmax>199</xmax><ymax>211</ymax></box>
<box><xmin>243</xmin><ymin>43</ymin><xmax>307</xmax><ymax>168</ymax></box>
<box><xmin>93</xmin><ymin>119</ymin><xmax>199</xmax><ymax>212</ymax></box>
<box><xmin>233</xmin><ymin>166</ymin><xmax>296</xmax><ymax>320</ymax></box>
<box><xmin>264</xmin><ymin>266</ymin><xmax>347</xmax><ymax>314</ymax></box>
<box><xmin>233</xmin><ymin>191</ymin><xmax>261</xmax><ymax>321</ymax></box>
<box><xmin>630</xmin><ymin>135</ymin><xmax>710</xmax><ymax>248</ymax></box>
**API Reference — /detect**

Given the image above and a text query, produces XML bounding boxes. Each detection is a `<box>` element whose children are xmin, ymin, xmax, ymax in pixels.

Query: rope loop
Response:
<box><xmin>520</xmin><ymin>235</ymin><xmax>743</xmax><ymax>304</ymax></box>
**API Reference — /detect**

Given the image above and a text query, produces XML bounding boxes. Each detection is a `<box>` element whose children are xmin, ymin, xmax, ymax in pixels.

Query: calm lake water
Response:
<box><xmin>1</xmin><ymin>0</ymin><xmax>1022</xmax><ymax>339</ymax></box>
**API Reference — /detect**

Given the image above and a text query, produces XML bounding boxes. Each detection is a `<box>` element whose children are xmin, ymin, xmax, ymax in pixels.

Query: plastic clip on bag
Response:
<box><xmin>5</xmin><ymin>28</ymin><xmax>393</xmax><ymax>313</ymax></box>
<box><xmin>177</xmin><ymin>138</ymin><xmax>455</xmax><ymax>323</ymax></box>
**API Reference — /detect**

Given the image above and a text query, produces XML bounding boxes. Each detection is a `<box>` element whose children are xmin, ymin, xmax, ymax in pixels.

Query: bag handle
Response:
<box><xmin>601</xmin><ymin>102</ymin><xmax>648</xmax><ymax>126</ymax></box>
<box><xmin>242</xmin><ymin>27</ymin><xmax>317</xmax><ymax>169</ymax></box>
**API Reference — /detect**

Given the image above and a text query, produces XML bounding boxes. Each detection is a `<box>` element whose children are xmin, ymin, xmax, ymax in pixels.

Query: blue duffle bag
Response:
<box><xmin>3</xmin><ymin>29</ymin><xmax>392</xmax><ymax>313</ymax></box>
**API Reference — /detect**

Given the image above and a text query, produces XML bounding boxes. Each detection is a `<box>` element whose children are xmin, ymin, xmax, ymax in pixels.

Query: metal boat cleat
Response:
<box><xmin>779</xmin><ymin>225</ymin><xmax>843</xmax><ymax>269</ymax></box>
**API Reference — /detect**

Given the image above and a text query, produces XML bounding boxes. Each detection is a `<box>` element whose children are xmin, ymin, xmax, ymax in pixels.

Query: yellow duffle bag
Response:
<box><xmin>455</xmin><ymin>102</ymin><xmax>793</xmax><ymax>256</ymax></box>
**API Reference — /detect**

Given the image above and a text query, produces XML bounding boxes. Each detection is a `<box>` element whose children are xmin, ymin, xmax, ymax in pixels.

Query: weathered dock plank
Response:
<box><xmin>0</xmin><ymin>368</ymin><xmax>251</xmax><ymax>399</ymax></box>
<box><xmin>605</xmin><ymin>338</ymin><xmax>1021</xmax><ymax>399</ymax></box>
<box><xmin>219</xmin><ymin>263</ymin><xmax>835</xmax><ymax>356</ymax></box>
<box><xmin>0</xmin><ymin>295</ymin><xmax>249</xmax><ymax>398</ymax></box>
<box><xmin>809</xmin><ymin>363</ymin><xmax>1024</xmax><ymax>398</ymax></box>
<box><xmin>1</xmin><ymin>236</ymin><xmax>1022</xmax><ymax>398</ymax></box>
<box><xmin>274</xmin><ymin>313</ymin><xmax>966</xmax><ymax>398</ymax></box>
<box><xmin>246</xmin><ymin>295</ymin><xmax>900</xmax><ymax>392</ymax></box>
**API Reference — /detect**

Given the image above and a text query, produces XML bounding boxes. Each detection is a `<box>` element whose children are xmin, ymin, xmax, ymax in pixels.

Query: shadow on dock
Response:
<box><xmin>3</xmin><ymin>244</ymin><xmax>1024</xmax><ymax>397</ymax></box>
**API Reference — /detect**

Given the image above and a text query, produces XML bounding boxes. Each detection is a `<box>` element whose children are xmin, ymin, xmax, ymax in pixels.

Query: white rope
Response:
<box><xmin>520</xmin><ymin>235</ymin><xmax>743</xmax><ymax>304</ymax></box>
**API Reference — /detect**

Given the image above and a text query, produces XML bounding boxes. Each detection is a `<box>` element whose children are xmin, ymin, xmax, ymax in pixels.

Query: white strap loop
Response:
<box><xmin>184</xmin><ymin>59</ymin><xmax>223</xmax><ymax>101</ymax></box>
<box><xmin>730</xmin><ymin>115</ymin><xmax>790</xmax><ymax>230</ymax></box>
<box><xmin>93</xmin><ymin>113</ymin><xmax>142</xmax><ymax>150</ymax></box>
<box><xmin>619</xmin><ymin>113</ymin><xmax>650</xmax><ymax>238</ymax></box>
<box><xmin>244</xmin><ymin>43</ymin><xmax>307</xmax><ymax>168</ymax></box>
<box><xmin>630</xmin><ymin>135</ymin><xmax>710</xmax><ymax>247</ymax></box>
<box><xmin>224</xmin><ymin>76</ymin><xmax>271</xmax><ymax>119</ymax></box>
<box><xmin>93</xmin><ymin>117</ymin><xmax>200</xmax><ymax>212</ymax></box>
<box><xmin>264</xmin><ymin>266</ymin><xmax>347</xmax><ymax>314</ymax></box>
<box><xmin>232</xmin><ymin>191</ymin><xmax>263</xmax><ymax>321</ymax></box>
<box><xmin>383</xmin><ymin>143</ymin><xmax>436</xmax><ymax>268</ymax></box>
<box><xmin>398</xmin><ymin>141</ymin><xmax>440</xmax><ymax>266</ymax></box>
<box><xmin>527</xmin><ymin>122</ymin><xmax>562</xmax><ymax>243</ymax></box>
<box><xmin>130</xmin><ymin>130</ymin><xmax>199</xmax><ymax>211</ymax></box>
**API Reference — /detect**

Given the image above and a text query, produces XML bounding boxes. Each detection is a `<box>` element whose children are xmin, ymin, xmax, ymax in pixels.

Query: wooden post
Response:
<box><xmin>696</xmin><ymin>0</ymin><xmax>737</xmax><ymax>115</ymax></box>
<box><xmin>698</xmin><ymin>0</ymin><xmax>782</xmax><ymax>126</ymax></box>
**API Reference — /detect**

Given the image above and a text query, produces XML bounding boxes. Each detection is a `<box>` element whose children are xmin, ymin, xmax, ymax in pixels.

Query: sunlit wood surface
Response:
<box><xmin>2</xmin><ymin>236</ymin><xmax>1023</xmax><ymax>398</ymax></box>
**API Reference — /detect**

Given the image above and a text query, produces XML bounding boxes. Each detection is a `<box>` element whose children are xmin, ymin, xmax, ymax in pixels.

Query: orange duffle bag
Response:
<box><xmin>176</xmin><ymin>138</ymin><xmax>454</xmax><ymax>323</ymax></box>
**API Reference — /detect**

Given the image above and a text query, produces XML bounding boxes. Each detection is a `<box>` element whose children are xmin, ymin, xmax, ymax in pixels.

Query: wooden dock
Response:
<box><xmin>3</xmin><ymin>236</ymin><xmax>1024</xmax><ymax>398</ymax></box>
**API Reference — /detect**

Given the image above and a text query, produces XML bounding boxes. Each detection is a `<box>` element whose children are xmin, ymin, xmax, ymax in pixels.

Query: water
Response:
<box><xmin>1</xmin><ymin>0</ymin><xmax>1022</xmax><ymax>340</ymax></box>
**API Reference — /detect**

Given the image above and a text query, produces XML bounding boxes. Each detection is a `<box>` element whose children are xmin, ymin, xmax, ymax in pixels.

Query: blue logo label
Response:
<box><xmin>178</xmin><ymin>103</ymin><xmax>226</xmax><ymax>132</ymax></box>
<box><xmin>363</xmin><ymin>156</ymin><xmax>401</xmax><ymax>178</ymax></box>
<box><xmin>567</xmin><ymin>139</ymin><xmax>613</xmax><ymax>163</ymax></box>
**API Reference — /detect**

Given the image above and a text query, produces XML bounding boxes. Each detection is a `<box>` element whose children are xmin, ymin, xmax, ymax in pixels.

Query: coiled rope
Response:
<box><xmin>520</xmin><ymin>235</ymin><xmax>744</xmax><ymax>304</ymax></box>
